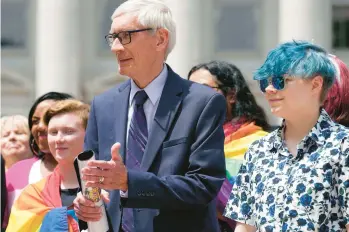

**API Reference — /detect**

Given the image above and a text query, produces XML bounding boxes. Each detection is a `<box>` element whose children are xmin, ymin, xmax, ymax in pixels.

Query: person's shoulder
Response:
<box><xmin>16</xmin><ymin>176</ymin><xmax>47</xmax><ymax>201</ymax></box>
<box><xmin>6</xmin><ymin>157</ymin><xmax>38</xmax><ymax>176</ymax></box>
<box><xmin>167</xmin><ymin>66</ymin><xmax>219</xmax><ymax>99</ymax></box>
<box><xmin>93</xmin><ymin>79</ymin><xmax>131</xmax><ymax>103</ymax></box>
<box><xmin>180</xmin><ymin>77</ymin><xmax>225</xmax><ymax>104</ymax></box>
<box><xmin>180</xmin><ymin>77</ymin><xmax>218</xmax><ymax>98</ymax></box>
<box><xmin>6</xmin><ymin>157</ymin><xmax>39</xmax><ymax>190</ymax></box>
<box><xmin>185</xmin><ymin>81</ymin><xmax>225</xmax><ymax>110</ymax></box>
<box><xmin>165</xmin><ymin>68</ymin><xmax>225</xmax><ymax>113</ymax></box>
<box><xmin>15</xmin><ymin>157</ymin><xmax>38</xmax><ymax>166</ymax></box>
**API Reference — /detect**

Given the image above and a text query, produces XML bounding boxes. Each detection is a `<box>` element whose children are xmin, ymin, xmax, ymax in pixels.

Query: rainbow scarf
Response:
<box><xmin>217</xmin><ymin>121</ymin><xmax>268</xmax><ymax>228</ymax></box>
<box><xmin>6</xmin><ymin>168</ymin><xmax>79</xmax><ymax>232</ymax></box>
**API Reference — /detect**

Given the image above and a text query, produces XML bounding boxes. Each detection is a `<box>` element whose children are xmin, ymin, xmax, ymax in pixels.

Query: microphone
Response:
<box><xmin>74</xmin><ymin>150</ymin><xmax>109</xmax><ymax>232</ymax></box>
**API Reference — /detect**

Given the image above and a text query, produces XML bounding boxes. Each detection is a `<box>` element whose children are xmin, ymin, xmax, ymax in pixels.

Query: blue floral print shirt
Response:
<box><xmin>224</xmin><ymin>109</ymin><xmax>349</xmax><ymax>231</ymax></box>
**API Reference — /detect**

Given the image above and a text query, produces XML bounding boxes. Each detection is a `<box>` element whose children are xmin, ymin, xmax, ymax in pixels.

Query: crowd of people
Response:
<box><xmin>1</xmin><ymin>0</ymin><xmax>349</xmax><ymax>231</ymax></box>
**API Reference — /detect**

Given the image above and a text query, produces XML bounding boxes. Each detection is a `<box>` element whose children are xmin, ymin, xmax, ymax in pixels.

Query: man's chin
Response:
<box><xmin>118</xmin><ymin>67</ymin><xmax>131</xmax><ymax>77</ymax></box>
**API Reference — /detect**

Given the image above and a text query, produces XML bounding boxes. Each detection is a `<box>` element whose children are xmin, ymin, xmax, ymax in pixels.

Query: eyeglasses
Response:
<box><xmin>259</xmin><ymin>76</ymin><xmax>286</xmax><ymax>93</ymax></box>
<box><xmin>105</xmin><ymin>28</ymin><xmax>153</xmax><ymax>47</ymax></box>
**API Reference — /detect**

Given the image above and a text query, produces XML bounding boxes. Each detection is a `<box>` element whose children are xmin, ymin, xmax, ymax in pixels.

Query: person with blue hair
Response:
<box><xmin>224</xmin><ymin>41</ymin><xmax>349</xmax><ymax>231</ymax></box>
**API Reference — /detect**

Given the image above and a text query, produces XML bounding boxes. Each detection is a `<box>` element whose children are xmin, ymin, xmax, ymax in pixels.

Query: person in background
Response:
<box><xmin>0</xmin><ymin>115</ymin><xmax>32</xmax><ymax>229</ymax></box>
<box><xmin>1</xmin><ymin>156</ymin><xmax>7</xmax><ymax>232</ymax></box>
<box><xmin>224</xmin><ymin>41</ymin><xmax>349</xmax><ymax>231</ymax></box>
<box><xmin>73</xmin><ymin>0</ymin><xmax>226</xmax><ymax>231</ymax></box>
<box><xmin>1</xmin><ymin>115</ymin><xmax>32</xmax><ymax>171</ymax></box>
<box><xmin>188</xmin><ymin>61</ymin><xmax>269</xmax><ymax>232</ymax></box>
<box><xmin>6</xmin><ymin>99</ymin><xmax>90</xmax><ymax>232</ymax></box>
<box><xmin>5</xmin><ymin>92</ymin><xmax>73</xmax><ymax>222</ymax></box>
<box><xmin>323</xmin><ymin>55</ymin><xmax>349</xmax><ymax>127</ymax></box>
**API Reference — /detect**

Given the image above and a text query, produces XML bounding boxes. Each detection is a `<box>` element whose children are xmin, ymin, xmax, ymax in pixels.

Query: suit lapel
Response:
<box><xmin>141</xmin><ymin>68</ymin><xmax>184</xmax><ymax>171</ymax></box>
<box><xmin>111</xmin><ymin>80</ymin><xmax>130</xmax><ymax>162</ymax></box>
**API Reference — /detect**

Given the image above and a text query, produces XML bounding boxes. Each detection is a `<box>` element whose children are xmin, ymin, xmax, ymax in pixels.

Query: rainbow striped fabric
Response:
<box><xmin>224</xmin><ymin>122</ymin><xmax>269</xmax><ymax>182</ymax></box>
<box><xmin>216</xmin><ymin>122</ymin><xmax>268</xmax><ymax>229</ymax></box>
<box><xmin>6</xmin><ymin>168</ymin><xmax>79</xmax><ymax>232</ymax></box>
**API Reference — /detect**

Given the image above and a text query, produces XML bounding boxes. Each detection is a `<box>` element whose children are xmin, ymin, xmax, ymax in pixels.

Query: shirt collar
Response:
<box><xmin>307</xmin><ymin>108</ymin><xmax>336</xmax><ymax>144</ymax></box>
<box><xmin>129</xmin><ymin>64</ymin><xmax>168</xmax><ymax>106</ymax></box>
<box><xmin>270</xmin><ymin>108</ymin><xmax>336</xmax><ymax>151</ymax></box>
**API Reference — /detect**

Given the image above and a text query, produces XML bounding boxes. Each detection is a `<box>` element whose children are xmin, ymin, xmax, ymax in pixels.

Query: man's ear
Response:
<box><xmin>155</xmin><ymin>28</ymin><xmax>169</xmax><ymax>51</ymax></box>
<box><xmin>311</xmin><ymin>75</ymin><xmax>324</xmax><ymax>96</ymax></box>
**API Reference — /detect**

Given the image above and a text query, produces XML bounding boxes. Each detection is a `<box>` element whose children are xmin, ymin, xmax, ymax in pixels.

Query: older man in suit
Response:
<box><xmin>73</xmin><ymin>0</ymin><xmax>226</xmax><ymax>231</ymax></box>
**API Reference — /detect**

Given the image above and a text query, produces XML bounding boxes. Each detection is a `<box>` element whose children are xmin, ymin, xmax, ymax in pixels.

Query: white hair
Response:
<box><xmin>1</xmin><ymin>115</ymin><xmax>30</xmax><ymax>137</ymax></box>
<box><xmin>111</xmin><ymin>0</ymin><xmax>176</xmax><ymax>59</ymax></box>
<box><xmin>329</xmin><ymin>54</ymin><xmax>341</xmax><ymax>83</ymax></box>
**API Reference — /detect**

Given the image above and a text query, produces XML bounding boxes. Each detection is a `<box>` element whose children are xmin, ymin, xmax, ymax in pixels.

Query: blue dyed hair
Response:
<box><xmin>254</xmin><ymin>41</ymin><xmax>336</xmax><ymax>97</ymax></box>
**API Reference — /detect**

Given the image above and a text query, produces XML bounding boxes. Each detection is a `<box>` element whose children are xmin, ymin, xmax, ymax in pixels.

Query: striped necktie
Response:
<box><xmin>122</xmin><ymin>90</ymin><xmax>148</xmax><ymax>232</ymax></box>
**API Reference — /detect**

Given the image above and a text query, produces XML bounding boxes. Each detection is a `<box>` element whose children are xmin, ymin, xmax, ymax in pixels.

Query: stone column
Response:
<box><xmin>279</xmin><ymin>0</ymin><xmax>332</xmax><ymax>50</ymax></box>
<box><xmin>35</xmin><ymin>0</ymin><xmax>80</xmax><ymax>98</ymax></box>
<box><xmin>165</xmin><ymin>0</ymin><xmax>214</xmax><ymax>78</ymax></box>
<box><xmin>259</xmin><ymin>0</ymin><xmax>284</xmax><ymax>126</ymax></box>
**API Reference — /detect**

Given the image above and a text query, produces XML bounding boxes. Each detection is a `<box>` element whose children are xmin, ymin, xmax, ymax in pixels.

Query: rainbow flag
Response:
<box><xmin>216</xmin><ymin>122</ymin><xmax>268</xmax><ymax>229</ymax></box>
<box><xmin>224</xmin><ymin>122</ymin><xmax>268</xmax><ymax>180</ymax></box>
<box><xmin>6</xmin><ymin>168</ymin><xmax>79</xmax><ymax>232</ymax></box>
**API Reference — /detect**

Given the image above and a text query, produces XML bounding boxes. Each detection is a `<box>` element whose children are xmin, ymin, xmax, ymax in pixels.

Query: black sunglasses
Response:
<box><xmin>259</xmin><ymin>76</ymin><xmax>286</xmax><ymax>92</ymax></box>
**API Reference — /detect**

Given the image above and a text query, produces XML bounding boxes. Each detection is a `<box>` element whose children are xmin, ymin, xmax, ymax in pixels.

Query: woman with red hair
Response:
<box><xmin>324</xmin><ymin>55</ymin><xmax>349</xmax><ymax>127</ymax></box>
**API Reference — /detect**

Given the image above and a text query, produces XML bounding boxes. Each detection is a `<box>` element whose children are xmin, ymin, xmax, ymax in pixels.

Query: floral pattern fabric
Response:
<box><xmin>224</xmin><ymin>109</ymin><xmax>349</xmax><ymax>232</ymax></box>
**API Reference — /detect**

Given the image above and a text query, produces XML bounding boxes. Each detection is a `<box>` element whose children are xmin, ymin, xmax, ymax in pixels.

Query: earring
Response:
<box><xmin>31</xmin><ymin>139</ymin><xmax>39</xmax><ymax>156</ymax></box>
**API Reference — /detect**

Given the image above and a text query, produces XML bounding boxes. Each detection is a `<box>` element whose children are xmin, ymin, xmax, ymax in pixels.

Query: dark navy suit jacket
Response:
<box><xmin>84</xmin><ymin>65</ymin><xmax>226</xmax><ymax>232</ymax></box>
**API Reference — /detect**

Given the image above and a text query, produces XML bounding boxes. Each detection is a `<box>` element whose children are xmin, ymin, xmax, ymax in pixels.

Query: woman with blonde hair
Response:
<box><xmin>1</xmin><ymin>115</ymin><xmax>32</xmax><ymax>171</ymax></box>
<box><xmin>1</xmin><ymin>115</ymin><xmax>32</xmax><ymax>230</ymax></box>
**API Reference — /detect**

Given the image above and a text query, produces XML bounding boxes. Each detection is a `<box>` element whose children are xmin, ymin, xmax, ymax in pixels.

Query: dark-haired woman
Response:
<box><xmin>188</xmin><ymin>61</ymin><xmax>269</xmax><ymax>231</ymax></box>
<box><xmin>5</xmin><ymin>92</ymin><xmax>73</xmax><ymax>218</ymax></box>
